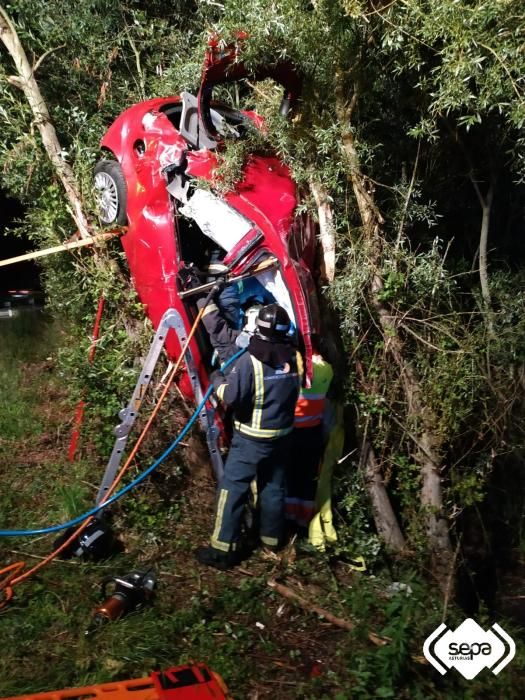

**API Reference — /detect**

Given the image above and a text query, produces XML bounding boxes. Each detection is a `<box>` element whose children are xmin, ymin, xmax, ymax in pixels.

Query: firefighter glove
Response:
<box><xmin>210</xmin><ymin>277</ymin><xmax>226</xmax><ymax>298</ymax></box>
<box><xmin>210</xmin><ymin>369</ymin><xmax>225</xmax><ymax>391</ymax></box>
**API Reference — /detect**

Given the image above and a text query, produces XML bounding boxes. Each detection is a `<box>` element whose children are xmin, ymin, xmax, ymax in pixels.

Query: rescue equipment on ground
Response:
<box><xmin>0</xmin><ymin>663</ymin><xmax>231</xmax><ymax>700</ymax></box>
<box><xmin>53</xmin><ymin>518</ymin><xmax>113</xmax><ymax>560</ymax></box>
<box><xmin>86</xmin><ymin>569</ymin><xmax>156</xmax><ymax>634</ymax></box>
<box><xmin>0</xmin><ymin>346</ymin><xmax>244</xmax><ymax>538</ymax></box>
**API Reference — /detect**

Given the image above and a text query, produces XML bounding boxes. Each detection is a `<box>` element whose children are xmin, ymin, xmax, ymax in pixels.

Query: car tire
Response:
<box><xmin>93</xmin><ymin>159</ymin><xmax>128</xmax><ymax>226</ymax></box>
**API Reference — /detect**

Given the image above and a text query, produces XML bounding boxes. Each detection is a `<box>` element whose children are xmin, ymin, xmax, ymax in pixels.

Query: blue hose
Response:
<box><xmin>0</xmin><ymin>349</ymin><xmax>244</xmax><ymax>537</ymax></box>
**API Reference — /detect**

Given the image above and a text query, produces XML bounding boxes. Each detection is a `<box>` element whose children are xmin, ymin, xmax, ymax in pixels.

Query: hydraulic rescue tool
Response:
<box><xmin>86</xmin><ymin>569</ymin><xmax>156</xmax><ymax>634</ymax></box>
<box><xmin>54</xmin><ymin>518</ymin><xmax>113</xmax><ymax>560</ymax></box>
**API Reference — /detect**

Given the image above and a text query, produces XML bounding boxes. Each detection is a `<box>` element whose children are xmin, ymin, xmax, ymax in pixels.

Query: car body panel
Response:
<box><xmin>198</xmin><ymin>33</ymin><xmax>301</xmax><ymax>137</ymax></box>
<box><xmin>101</xmin><ymin>98</ymin><xmax>186</xmax><ymax>372</ymax></box>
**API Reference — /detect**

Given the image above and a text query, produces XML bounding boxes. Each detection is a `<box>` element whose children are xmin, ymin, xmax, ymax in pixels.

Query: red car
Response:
<box><xmin>94</xmin><ymin>39</ymin><xmax>319</xmax><ymax>475</ymax></box>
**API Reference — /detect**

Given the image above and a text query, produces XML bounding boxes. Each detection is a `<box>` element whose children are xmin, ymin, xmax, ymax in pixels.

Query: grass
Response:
<box><xmin>0</xmin><ymin>313</ymin><xmax>48</xmax><ymax>441</ymax></box>
<box><xmin>0</xmin><ymin>313</ymin><xmax>523</xmax><ymax>698</ymax></box>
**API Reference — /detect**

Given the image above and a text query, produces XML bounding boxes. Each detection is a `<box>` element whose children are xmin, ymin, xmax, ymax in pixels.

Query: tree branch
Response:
<box><xmin>124</xmin><ymin>26</ymin><xmax>145</xmax><ymax>100</ymax></box>
<box><xmin>267</xmin><ymin>578</ymin><xmax>389</xmax><ymax>646</ymax></box>
<box><xmin>395</xmin><ymin>140</ymin><xmax>421</xmax><ymax>248</ymax></box>
<box><xmin>33</xmin><ymin>44</ymin><xmax>65</xmax><ymax>73</ymax></box>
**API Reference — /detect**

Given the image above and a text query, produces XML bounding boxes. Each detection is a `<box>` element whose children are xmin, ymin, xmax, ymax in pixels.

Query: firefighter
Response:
<box><xmin>286</xmin><ymin>337</ymin><xmax>334</xmax><ymax>534</ymax></box>
<box><xmin>196</xmin><ymin>278</ymin><xmax>246</xmax><ymax>365</ymax></box>
<box><xmin>195</xmin><ymin>296</ymin><xmax>303</xmax><ymax>570</ymax></box>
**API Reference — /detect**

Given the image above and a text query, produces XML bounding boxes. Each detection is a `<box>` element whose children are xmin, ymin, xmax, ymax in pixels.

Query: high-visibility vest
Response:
<box><xmin>294</xmin><ymin>353</ymin><xmax>333</xmax><ymax>428</ymax></box>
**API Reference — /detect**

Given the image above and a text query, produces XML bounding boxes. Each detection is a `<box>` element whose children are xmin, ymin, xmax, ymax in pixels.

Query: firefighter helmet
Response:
<box><xmin>255</xmin><ymin>303</ymin><xmax>291</xmax><ymax>341</ymax></box>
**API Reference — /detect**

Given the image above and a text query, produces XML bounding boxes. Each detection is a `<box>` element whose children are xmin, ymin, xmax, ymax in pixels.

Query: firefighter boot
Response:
<box><xmin>194</xmin><ymin>546</ymin><xmax>241</xmax><ymax>571</ymax></box>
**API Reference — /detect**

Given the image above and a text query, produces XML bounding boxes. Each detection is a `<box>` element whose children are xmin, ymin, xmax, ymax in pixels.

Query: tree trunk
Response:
<box><xmin>362</xmin><ymin>439</ymin><xmax>406</xmax><ymax>552</ymax></box>
<box><xmin>355</xmin><ymin>360</ymin><xmax>406</xmax><ymax>552</ymax></box>
<box><xmin>471</xmin><ymin>177</ymin><xmax>495</xmax><ymax>336</ymax></box>
<box><xmin>336</xmin><ymin>92</ymin><xmax>453</xmax><ymax>591</ymax></box>
<box><xmin>0</xmin><ymin>6</ymin><xmax>90</xmax><ymax>238</ymax></box>
<box><xmin>310</xmin><ymin>179</ymin><xmax>336</xmax><ymax>283</ymax></box>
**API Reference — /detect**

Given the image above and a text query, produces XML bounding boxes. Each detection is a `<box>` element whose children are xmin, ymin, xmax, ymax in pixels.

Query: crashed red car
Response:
<box><xmin>94</xmin><ymin>40</ymin><xmax>319</xmax><ymax>477</ymax></box>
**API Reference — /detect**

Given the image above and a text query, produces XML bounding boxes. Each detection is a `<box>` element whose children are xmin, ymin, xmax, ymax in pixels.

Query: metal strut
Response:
<box><xmin>95</xmin><ymin>307</ymin><xmax>223</xmax><ymax>506</ymax></box>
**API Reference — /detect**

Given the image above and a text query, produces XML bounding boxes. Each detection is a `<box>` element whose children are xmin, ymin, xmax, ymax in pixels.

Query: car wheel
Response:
<box><xmin>94</xmin><ymin>159</ymin><xmax>128</xmax><ymax>226</ymax></box>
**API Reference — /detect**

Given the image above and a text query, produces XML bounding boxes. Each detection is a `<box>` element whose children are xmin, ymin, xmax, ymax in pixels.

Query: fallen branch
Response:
<box><xmin>267</xmin><ymin>578</ymin><xmax>388</xmax><ymax>647</ymax></box>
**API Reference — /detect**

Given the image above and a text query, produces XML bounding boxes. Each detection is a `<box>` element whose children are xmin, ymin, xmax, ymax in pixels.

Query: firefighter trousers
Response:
<box><xmin>286</xmin><ymin>423</ymin><xmax>324</xmax><ymax>528</ymax></box>
<box><xmin>210</xmin><ymin>431</ymin><xmax>292</xmax><ymax>552</ymax></box>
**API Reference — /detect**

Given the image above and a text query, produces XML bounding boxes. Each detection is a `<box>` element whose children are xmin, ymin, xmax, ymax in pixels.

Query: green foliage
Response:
<box><xmin>332</xmin><ymin>468</ymin><xmax>382</xmax><ymax>563</ymax></box>
<box><xmin>0</xmin><ymin>313</ymin><xmax>52</xmax><ymax>440</ymax></box>
<box><xmin>379</xmin><ymin>0</ymin><xmax>525</xmax><ymax>181</ymax></box>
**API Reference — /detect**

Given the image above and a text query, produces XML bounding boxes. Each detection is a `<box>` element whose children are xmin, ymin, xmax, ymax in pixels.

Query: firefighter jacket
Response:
<box><xmin>294</xmin><ymin>353</ymin><xmax>334</xmax><ymax>429</ymax></box>
<box><xmin>197</xmin><ymin>296</ymin><xmax>242</xmax><ymax>364</ymax></box>
<box><xmin>212</xmin><ymin>348</ymin><xmax>303</xmax><ymax>440</ymax></box>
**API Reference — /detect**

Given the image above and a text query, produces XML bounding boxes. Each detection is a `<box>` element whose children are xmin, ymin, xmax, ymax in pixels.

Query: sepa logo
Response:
<box><xmin>423</xmin><ymin>618</ymin><xmax>515</xmax><ymax>680</ymax></box>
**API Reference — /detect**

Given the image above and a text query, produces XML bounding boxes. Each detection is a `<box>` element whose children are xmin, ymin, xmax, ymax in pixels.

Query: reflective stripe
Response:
<box><xmin>216</xmin><ymin>383</ymin><xmax>226</xmax><ymax>401</ymax></box>
<box><xmin>284</xmin><ymin>498</ymin><xmax>316</xmax><ymax>527</ymax></box>
<box><xmin>233</xmin><ymin>350</ymin><xmax>300</xmax><ymax>439</ymax></box>
<box><xmin>261</xmin><ymin>535</ymin><xmax>279</xmax><ymax>546</ymax></box>
<box><xmin>296</xmin><ymin>351</ymin><xmax>304</xmax><ymax>379</ymax></box>
<box><xmin>211</xmin><ymin>488</ymin><xmax>228</xmax><ymax>550</ymax></box>
<box><xmin>210</xmin><ymin>538</ymin><xmax>231</xmax><ymax>552</ymax></box>
<box><xmin>250</xmin><ymin>477</ymin><xmax>258</xmax><ymax>507</ymax></box>
<box><xmin>208</xmin><ymin>263</ymin><xmax>228</xmax><ymax>274</ymax></box>
<box><xmin>295</xmin><ymin>396</ymin><xmax>325</xmax><ymax>419</ymax></box>
<box><xmin>256</xmin><ymin>318</ymin><xmax>289</xmax><ymax>331</ymax></box>
<box><xmin>202</xmin><ymin>302</ymin><xmax>219</xmax><ymax>317</ymax></box>
<box><xmin>234</xmin><ymin>421</ymin><xmax>293</xmax><ymax>439</ymax></box>
<box><xmin>250</xmin><ymin>355</ymin><xmax>265</xmax><ymax>431</ymax></box>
